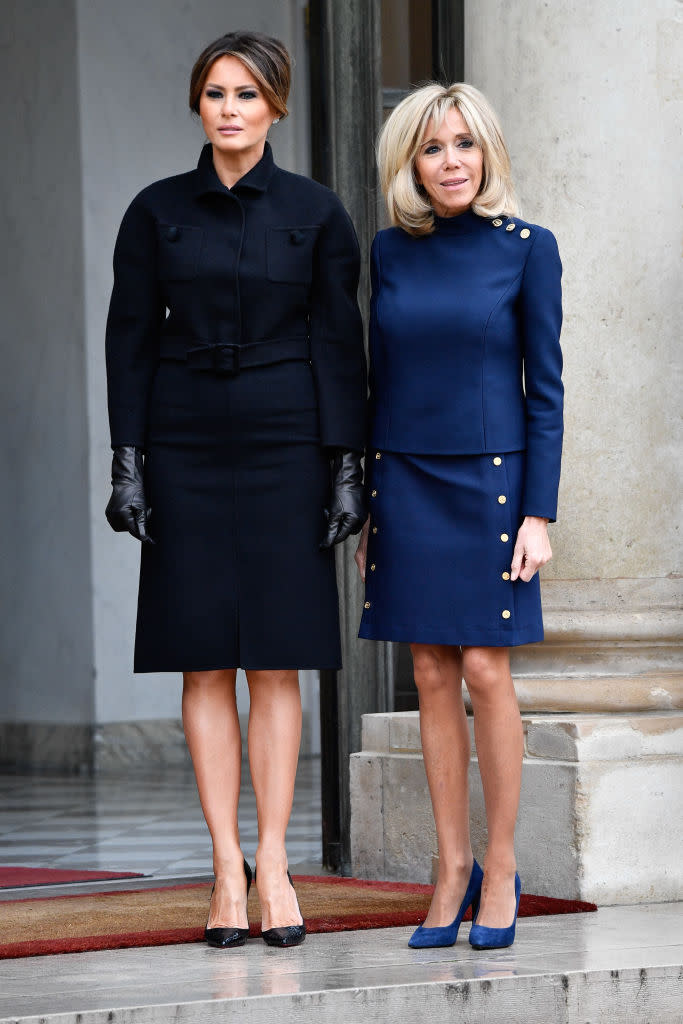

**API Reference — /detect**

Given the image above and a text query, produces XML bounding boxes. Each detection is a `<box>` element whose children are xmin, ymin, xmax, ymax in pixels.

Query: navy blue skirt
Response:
<box><xmin>358</xmin><ymin>450</ymin><xmax>543</xmax><ymax>647</ymax></box>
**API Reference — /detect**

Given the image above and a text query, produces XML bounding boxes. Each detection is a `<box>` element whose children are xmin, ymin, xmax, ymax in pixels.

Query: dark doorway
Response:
<box><xmin>308</xmin><ymin>0</ymin><xmax>464</xmax><ymax>871</ymax></box>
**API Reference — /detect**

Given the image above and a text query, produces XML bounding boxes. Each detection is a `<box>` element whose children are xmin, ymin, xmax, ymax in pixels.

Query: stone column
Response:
<box><xmin>465</xmin><ymin>0</ymin><xmax>683</xmax><ymax>717</ymax></box>
<box><xmin>350</xmin><ymin>0</ymin><xmax>683</xmax><ymax>902</ymax></box>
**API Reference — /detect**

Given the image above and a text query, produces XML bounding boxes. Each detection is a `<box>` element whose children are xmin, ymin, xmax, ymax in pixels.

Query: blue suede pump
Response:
<box><xmin>408</xmin><ymin>860</ymin><xmax>483</xmax><ymax>948</ymax></box>
<box><xmin>468</xmin><ymin>872</ymin><xmax>522</xmax><ymax>950</ymax></box>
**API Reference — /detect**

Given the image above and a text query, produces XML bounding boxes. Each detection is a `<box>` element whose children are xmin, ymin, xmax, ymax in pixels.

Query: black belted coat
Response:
<box><xmin>105</xmin><ymin>143</ymin><xmax>367</xmax><ymax>671</ymax></box>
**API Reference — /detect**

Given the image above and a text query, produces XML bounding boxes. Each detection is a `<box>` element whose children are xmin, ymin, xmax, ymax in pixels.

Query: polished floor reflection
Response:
<box><xmin>0</xmin><ymin>758</ymin><xmax>321</xmax><ymax>880</ymax></box>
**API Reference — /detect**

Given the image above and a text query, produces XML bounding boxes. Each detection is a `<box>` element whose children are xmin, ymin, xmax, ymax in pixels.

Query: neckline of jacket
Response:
<box><xmin>194</xmin><ymin>142</ymin><xmax>277</xmax><ymax>198</ymax></box>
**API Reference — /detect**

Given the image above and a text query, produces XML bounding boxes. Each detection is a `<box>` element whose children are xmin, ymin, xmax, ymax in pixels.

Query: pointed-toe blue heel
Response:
<box><xmin>469</xmin><ymin>871</ymin><xmax>521</xmax><ymax>950</ymax></box>
<box><xmin>408</xmin><ymin>860</ymin><xmax>483</xmax><ymax>948</ymax></box>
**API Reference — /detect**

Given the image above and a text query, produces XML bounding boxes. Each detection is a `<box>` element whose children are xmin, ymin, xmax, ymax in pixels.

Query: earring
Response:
<box><xmin>272</xmin><ymin>118</ymin><xmax>280</xmax><ymax>124</ymax></box>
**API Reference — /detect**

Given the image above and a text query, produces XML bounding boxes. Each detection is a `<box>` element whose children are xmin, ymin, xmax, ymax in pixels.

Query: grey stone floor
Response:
<box><xmin>0</xmin><ymin>766</ymin><xmax>681</xmax><ymax>1021</ymax></box>
<box><xmin>0</xmin><ymin>758</ymin><xmax>321</xmax><ymax>884</ymax></box>
<box><xmin>0</xmin><ymin>905</ymin><xmax>681</xmax><ymax>1023</ymax></box>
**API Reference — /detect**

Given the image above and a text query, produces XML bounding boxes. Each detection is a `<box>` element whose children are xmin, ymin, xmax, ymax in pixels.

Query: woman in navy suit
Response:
<box><xmin>356</xmin><ymin>83</ymin><xmax>563</xmax><ymax>950</ymax></box>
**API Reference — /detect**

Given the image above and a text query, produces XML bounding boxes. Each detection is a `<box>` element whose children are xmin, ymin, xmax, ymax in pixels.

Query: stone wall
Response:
<box><xmin>464</xmin><ymin>0</ymin><xmax>682</xmax><ymax>671</ymax></box>
<box><xmin>0</xmin><ymin>0</ymin><xmax>321</xmax><ymax>770</ymax></box>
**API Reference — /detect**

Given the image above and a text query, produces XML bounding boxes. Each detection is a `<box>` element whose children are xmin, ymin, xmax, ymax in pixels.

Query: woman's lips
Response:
<box><xmin>441</xmin><ymin>178</ymin><xmax>468</xmax><ymax>188</ymax></box>
<box><xmin>218</xmin><ymin>126</ymin><xmax>243</xmax><ymax>134</ymax></box>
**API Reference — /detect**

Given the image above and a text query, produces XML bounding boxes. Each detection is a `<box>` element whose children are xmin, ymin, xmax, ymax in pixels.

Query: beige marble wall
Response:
<box><xmin>465</xmin><ymin>1</ymin><xmax>682</xmax><ymax>592</ymax></box>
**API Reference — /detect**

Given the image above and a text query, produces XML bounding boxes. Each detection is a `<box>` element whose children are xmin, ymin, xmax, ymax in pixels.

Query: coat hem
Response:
<box><xmin>133</xmin><ymin>660</ymin><xmax>343</xmax><ymax>674</ymax></box>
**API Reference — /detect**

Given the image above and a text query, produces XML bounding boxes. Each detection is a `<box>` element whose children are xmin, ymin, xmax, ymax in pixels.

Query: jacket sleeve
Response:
<box><xmin>519</xmin><ymin>226</ymin><xmax>564</xmax><ymax>521</ymax></box>
<box><xmin>105</xmin><ymin>197</ymin><xmax>165</xmax><ymax>449</ymax></box>
<box><xmin>309</xmin><ymin>197</ymin><xmax>367</xmax><ymax>451</ymax></box>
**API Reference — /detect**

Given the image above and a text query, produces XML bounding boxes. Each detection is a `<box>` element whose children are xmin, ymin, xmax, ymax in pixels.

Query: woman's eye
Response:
<box><xmin>206</xmin><ymin>90</ymin><xmax>223</xmax><ymax>99</ymax></box>
<box><xmin>239</xmin><ymin>90</ymin><xmax>258</xmax><ymax>100</ymax></box>
<box><xmin>424</xmin><ymin>145</ymin><xmax>440</xmax><ymax>155</ymax></box>
<box><xmin>458</xmin><ymin>139</ymin><xmax>474</xmax><ymax>149</ymax></box>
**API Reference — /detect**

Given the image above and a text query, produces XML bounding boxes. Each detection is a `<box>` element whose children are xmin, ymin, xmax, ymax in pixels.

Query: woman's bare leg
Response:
<box><xmin>182</xmin><ymin>669</ymin><xmax>248</xmax><ymax>928</ymax></box>
<box><xmin>410</xmin><ymin>643</ymin><xmax>475</xmax><ymax>927</ymax></box>
<box><xmin>247</xmin><ymin>669</ymin><xmax>303</xmax><ymax>930</ymax></box>
<box><xmin>462</xmin><ymin>646</ymin><xmax>522</xmax><ymax>928</ymax></box>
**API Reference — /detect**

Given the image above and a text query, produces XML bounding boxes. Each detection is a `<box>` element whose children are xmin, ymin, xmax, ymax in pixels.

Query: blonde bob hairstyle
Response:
<box><xmin>377</xmin><ymin>82</ymin><xmax>518</xmax><ymax>236</ymax></box>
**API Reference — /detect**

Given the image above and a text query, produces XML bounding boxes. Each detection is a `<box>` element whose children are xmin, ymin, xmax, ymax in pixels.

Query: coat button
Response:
<box><xmin>371</xmin><ymin>489</ymin><xmax>378</xmax><ymax>497</ymax></box>
<box><xmin>498</xmin><ymin>495</ymin><xmax>507</xmax><ymax>504</ymax></box>
<box><xmin>166</xmin><ymin>225</ymin><xmax>179</xmax><ymax>242</ymax></box>
<box><xmin>506</xmin><ymin>223</ymin><xmax>516</xmax><ymax>232</ymax></box>
<box><xmin>502</xmin><ymin>609</ymin><xmax>511</xmax><ymax>619</ymax></box>
<box><xmin>372</xmin><ymin>526</ymin><xmax>378</xmax><ymax>534</ymax></box>
<box><xmin>370</xmin><ymin>563</ymin><xmax>376</xmax><ymax>571</ymax></box>
<box><xmin>364</xmin><ymin>601</ymin><xmax>371</xmax><ymax>609</ymax></box>
<box><xmin>493</xmin><ymin>456</ymin><xmax>502</xmax><ymax>466</ymax></box>
<box><xmin>375</xmin><ymin>452</ymin><xmax>382</xmax><ymax>460</ymax></box>
<box><xmin>492</xmin><ymin>218</ymin><xmax>503</xmax><ymax>227</ymax></box>
<box><xmin>290</xmin><ymin>229</ymin><xmax>305</xmax><ymax>245</ymax></box>
<box><xmin>520</xmin><ymin>228</ymin><xmax>531</xmax><ymax>239</ymax></box>
<box><xmin>500</xmin><ymin>533</ymin><xmax>509</xmax><ymax>542</ymax></box>
<box><xmin>502</xmin><ymin>571</ymin><xmax>511</xmax><ymax>580</ymax></box>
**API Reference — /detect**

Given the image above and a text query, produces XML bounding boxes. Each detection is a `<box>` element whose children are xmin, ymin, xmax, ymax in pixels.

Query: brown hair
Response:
<box><xmin>189</xmin><ymin>31</ymin><xmax>291</xmax><ymax>120</ymax></box>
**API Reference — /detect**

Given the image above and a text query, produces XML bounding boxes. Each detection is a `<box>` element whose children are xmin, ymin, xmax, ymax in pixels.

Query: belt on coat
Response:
<box><xmin>159</xmin><ymin>335</ymin><xmax>311</xmax><ymax>376</ymax></box>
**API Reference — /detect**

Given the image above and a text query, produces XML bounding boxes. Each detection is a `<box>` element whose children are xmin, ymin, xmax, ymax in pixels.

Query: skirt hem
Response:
<box><xmin>358</xmin><ymin>622</ymin><xmax>543</xmax><ymax>648</ymax></box>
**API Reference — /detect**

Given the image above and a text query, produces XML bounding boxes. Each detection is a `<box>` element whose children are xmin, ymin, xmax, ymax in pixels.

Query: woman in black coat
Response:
<box><xmin>104</xmin><ymin>32</ymin><xmax>366</xmax><ymax>948</ymax></box>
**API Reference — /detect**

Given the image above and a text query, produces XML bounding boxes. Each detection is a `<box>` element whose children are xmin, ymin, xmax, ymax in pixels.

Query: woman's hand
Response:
<box><xmin>105</xmin><ymin>446</ymin><xmax>154</xmax><ymax>543</ymax></box>
<box><xmin>354</xmin><ymin>517</ymin><xmax>370</xmax><ymax>582</ymax></box>
<box><xmin>510</xmin><ymin>516</ymin><xmax>551</xmax><ymax>582</ymax></box>
<box><xmin>320</xmin><ymin>451</ymin><xmax>366</xmax><ymax>548</ymax></box>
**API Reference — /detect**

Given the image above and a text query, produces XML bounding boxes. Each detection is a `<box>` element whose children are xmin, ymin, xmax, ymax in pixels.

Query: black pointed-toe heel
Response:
<box><xmin>257</xmin><ymin>869</ymin><xmax>306</xmax><ymax>948</ymax></box>
<box><xmin>204</xmin><ymin>858</ymin><xmax>252</xmax><ymax>949</ymax></box>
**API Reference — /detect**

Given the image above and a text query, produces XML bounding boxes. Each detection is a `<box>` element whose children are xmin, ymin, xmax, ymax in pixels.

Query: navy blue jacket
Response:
<box><xmin>106</xmin><ymin>143</ymin><xmax>367</xmax><ymax>452</ymax></box>
<box><xmin>368</xmin><ymin>210</ymin><xmax>563</xmax><ymax>520</ymax></box>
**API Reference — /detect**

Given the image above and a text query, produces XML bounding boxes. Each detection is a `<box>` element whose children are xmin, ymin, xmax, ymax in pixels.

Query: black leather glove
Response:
<box><xmin>320</xmin><ymin>450</ymin><xmax>366</xmax><ymax>549</ymax></box>
<box><xmin>105</xmin><ymin>446</ymin><xmax>153</xmax><ymax>544</ymax></box>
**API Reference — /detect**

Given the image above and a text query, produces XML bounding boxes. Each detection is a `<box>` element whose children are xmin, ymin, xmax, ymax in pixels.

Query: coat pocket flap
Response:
<box><xmin>266</xmin><ymin>225</ymin><xmax>320</xmax><ymax>285</ymax></box>
<box><xmin>156</xmin><ymin>223</ymin><xmax>204</xmax><ymax>280</ymax></box>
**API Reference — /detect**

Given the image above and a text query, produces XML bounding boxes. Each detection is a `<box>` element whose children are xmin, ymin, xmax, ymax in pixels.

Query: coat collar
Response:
<box><xmin>195</xmin><ymin>142</ymin><xmax>277</xmax><ymax>197</ymax></box>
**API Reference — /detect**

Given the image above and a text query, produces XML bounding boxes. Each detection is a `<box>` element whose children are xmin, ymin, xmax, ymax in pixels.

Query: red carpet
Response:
<box><xmin>0</xmin><ymin>867</ymin><xmax>144</xmax><ymax>889</ymax></box>
<box><xmin>0</xmin><ymin>874</ymin><xmax>596</xmax><ymax>959</ymax></box>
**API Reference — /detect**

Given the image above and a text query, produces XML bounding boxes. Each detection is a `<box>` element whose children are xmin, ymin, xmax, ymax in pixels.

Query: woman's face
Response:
<box><xmin>414</xmin><ymin>107</ymin><xmax>483</xmax><ymax>217</ymax></box>
<box><xmin>199</xmin><ymin>55</ymin><xmax>276</xmax><ymax>160</ymax></box>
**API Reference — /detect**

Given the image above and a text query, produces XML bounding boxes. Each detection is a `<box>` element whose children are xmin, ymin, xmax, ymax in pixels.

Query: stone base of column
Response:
<box><xmin>350</xmin><ymin>702</ymin><xmax>683</xmax><ymax>904</ymax></box>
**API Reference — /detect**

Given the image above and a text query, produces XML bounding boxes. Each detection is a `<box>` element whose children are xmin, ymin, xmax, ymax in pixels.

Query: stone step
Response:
<box><xmin>0</xmin><ymin>905</ymin><xmax>680</xmax><ymax>1023</ymax></box>
<box><xmin>350</xmin><ymin>709</ymin><xmax>683</xmax><ymax>901</ymax></box>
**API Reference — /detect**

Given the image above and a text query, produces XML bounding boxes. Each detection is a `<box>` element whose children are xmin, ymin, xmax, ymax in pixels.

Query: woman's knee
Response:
<box><xmin>462</xmin><ymin>647</ymin><xmax>510</xmax><ymax>699</ymax></box>
<box><xmin>246</xmin><ymin>669</ymin><xmax>299</xmax><ymax>693</ymax></box>
<box><xmin>410</xmin><ymin>644</ymin><xmax>460</xmax><ymax>696</ymax></box>
<box><xmin>182</xmin><ymin>668</ymin><xmax>236</xmax><ymax>695</ymax></box>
